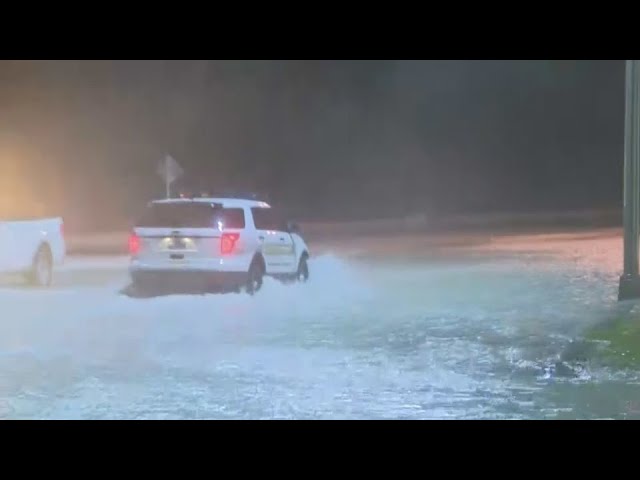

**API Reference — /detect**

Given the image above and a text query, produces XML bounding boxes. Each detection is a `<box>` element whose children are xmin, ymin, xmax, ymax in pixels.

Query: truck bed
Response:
<box><xmin>0</xmin><ymin>217</ymin><xmax>66</xmax><ymax>274</ymax></box>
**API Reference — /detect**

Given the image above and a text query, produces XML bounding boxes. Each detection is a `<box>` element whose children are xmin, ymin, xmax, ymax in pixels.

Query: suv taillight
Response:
<box><xmin>221</xmin><ymin>232</ymin><xmax>240</xmax><ymax>255</ymax></box>
<box><xmin>128</xmin><ymin>232</ymin><xmax>141</xmax><ymax>256</ymax></box>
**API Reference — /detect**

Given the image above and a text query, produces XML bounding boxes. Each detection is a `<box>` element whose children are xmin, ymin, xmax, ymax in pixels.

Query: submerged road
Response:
<box><xmin>1</xmin><ymin>228</ymin><xmax>639</xmax><ymax>419</ymax></box>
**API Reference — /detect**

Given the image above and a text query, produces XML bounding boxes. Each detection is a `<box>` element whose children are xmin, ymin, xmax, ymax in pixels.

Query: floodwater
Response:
<box><xmin>1</xmin><ymin>229</ymin><xmax>639</xmax><ymax>419</ymax></box>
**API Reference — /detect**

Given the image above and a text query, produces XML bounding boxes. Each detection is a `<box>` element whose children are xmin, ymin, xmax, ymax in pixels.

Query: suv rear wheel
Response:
<box><xmin>246</xmin><ymin>260</ymin><xmax>264</xmax><ymax>295</ymax></box>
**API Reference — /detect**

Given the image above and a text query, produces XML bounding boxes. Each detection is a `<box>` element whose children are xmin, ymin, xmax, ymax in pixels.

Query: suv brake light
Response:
<box><xmin>221</xmin><ymin>232</ymin><xmax>240</xmax><ymax>255</ymax></box>
<box><xmin>128</xmin><ymin>232</ymin><xmax>141</xmax><ymax>256</ymax></box>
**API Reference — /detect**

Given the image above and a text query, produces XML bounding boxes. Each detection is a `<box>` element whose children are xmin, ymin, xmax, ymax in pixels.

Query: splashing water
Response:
<box><xmin>1</xmin><ymin>238</ymin><xmax>638</xmax><ymax>419</ymax></box>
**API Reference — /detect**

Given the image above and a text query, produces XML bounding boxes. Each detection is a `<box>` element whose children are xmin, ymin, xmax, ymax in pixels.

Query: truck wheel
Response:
<box><xmin>297</xmin><ymin>256</ymin><xmax>309</xmax><ymax>282</ymax></box>
<box><xmin>246</xmin><ymin>260</ymin><xmax>264</xmax><ymax>295</ymax></box>
<box><xmin>28</xmin><ymin>245</ymin><xmax>53</xmax><ymax>287</ymax></box>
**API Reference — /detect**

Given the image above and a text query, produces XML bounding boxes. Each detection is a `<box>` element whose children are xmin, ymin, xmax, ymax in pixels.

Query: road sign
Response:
<box><xmin>157</xmin><ymin>155</ymin><xmax>183</xmax><ymax>198</ymax></box>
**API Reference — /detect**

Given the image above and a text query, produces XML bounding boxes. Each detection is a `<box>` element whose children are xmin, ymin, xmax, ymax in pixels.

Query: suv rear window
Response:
<box><xmin>137</xmin><ymin>203</ymin><xmax>245</xmax><ymax>229</ymax></box>
<box><xmin>214</xmin><ymin>208</ymin><xmax>245</xmax><ymax>229</ymax></box>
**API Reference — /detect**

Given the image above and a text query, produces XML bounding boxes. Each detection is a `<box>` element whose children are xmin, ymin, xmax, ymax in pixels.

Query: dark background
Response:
<box><xmin>0</xmin><ymin>60</ymin><xmax>624</xmax><ymax>231</ymax></box>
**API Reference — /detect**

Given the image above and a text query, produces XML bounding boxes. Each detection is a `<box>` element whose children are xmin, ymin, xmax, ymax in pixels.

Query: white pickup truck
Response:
<box><xmin>0</xmin><ymin>217</ymin><xmax>66</xmax><ymax>286</ymax></box>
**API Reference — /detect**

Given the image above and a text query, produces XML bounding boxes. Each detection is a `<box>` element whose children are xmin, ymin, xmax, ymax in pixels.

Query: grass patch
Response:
<box><xmin>586</xmin><ymin>316</ymin><xmax>640</xmax><ymax>369</ymax></box>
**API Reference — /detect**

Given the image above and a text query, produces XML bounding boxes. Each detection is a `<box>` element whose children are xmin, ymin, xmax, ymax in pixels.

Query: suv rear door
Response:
<box><xmin>251</xmin><ymin>207</ymin><xmax>296</xmax><ymax>274</ymax></box>
<box><xmin>133</xmin><ymin>202</ymin><xmax>245</xmax><ymax>268</ymax></box>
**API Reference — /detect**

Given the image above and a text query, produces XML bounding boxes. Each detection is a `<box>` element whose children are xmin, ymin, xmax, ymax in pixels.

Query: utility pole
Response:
<box><xmin>619</xmin><ymin>60</ymin><xmax>640</xmax><ymax>300</ymax></box>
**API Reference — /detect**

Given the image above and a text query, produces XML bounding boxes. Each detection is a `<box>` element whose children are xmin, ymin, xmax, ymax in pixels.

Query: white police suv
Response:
<box><xmin>127</xmin><ymin>195</ymin><xmax>310</xmax><ymax>295</ymax></box>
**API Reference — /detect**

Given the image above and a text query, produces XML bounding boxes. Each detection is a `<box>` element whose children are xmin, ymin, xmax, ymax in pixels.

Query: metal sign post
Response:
<box><xmin>619</xmin><ymin>60</ymin><xmax>640</xmax><ymax>300</ymax></box>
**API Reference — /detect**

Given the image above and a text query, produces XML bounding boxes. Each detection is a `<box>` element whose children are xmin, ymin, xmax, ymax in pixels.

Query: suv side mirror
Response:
<box><xmin>287</xmin><ymin>221</ymin><xmax>300</xmax><ymax>234</ymax></box>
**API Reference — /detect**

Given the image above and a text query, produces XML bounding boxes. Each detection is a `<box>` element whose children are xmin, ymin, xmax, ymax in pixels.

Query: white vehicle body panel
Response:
<box><xmin>130</xmin><ymin>226</ymin><xmax>255</xmax><ymax>273</ymax></box>
<box><xmin>0</xmin><ymin>217</ymin><xmax>65</xmax><ymax>274</ymax></box>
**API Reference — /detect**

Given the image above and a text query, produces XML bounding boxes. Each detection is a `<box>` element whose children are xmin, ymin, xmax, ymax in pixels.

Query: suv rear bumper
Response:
<box><xmin>130</xmin><ymin>269</ymin><xmax>248</xmax><ymax>293</ymax></box>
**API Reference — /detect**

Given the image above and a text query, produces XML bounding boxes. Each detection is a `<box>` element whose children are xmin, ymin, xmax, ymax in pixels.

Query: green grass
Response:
<box><xmin>586</xmin><ymin>317</ymin><xmax>640</xmax><ymax>369</ymax></box>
